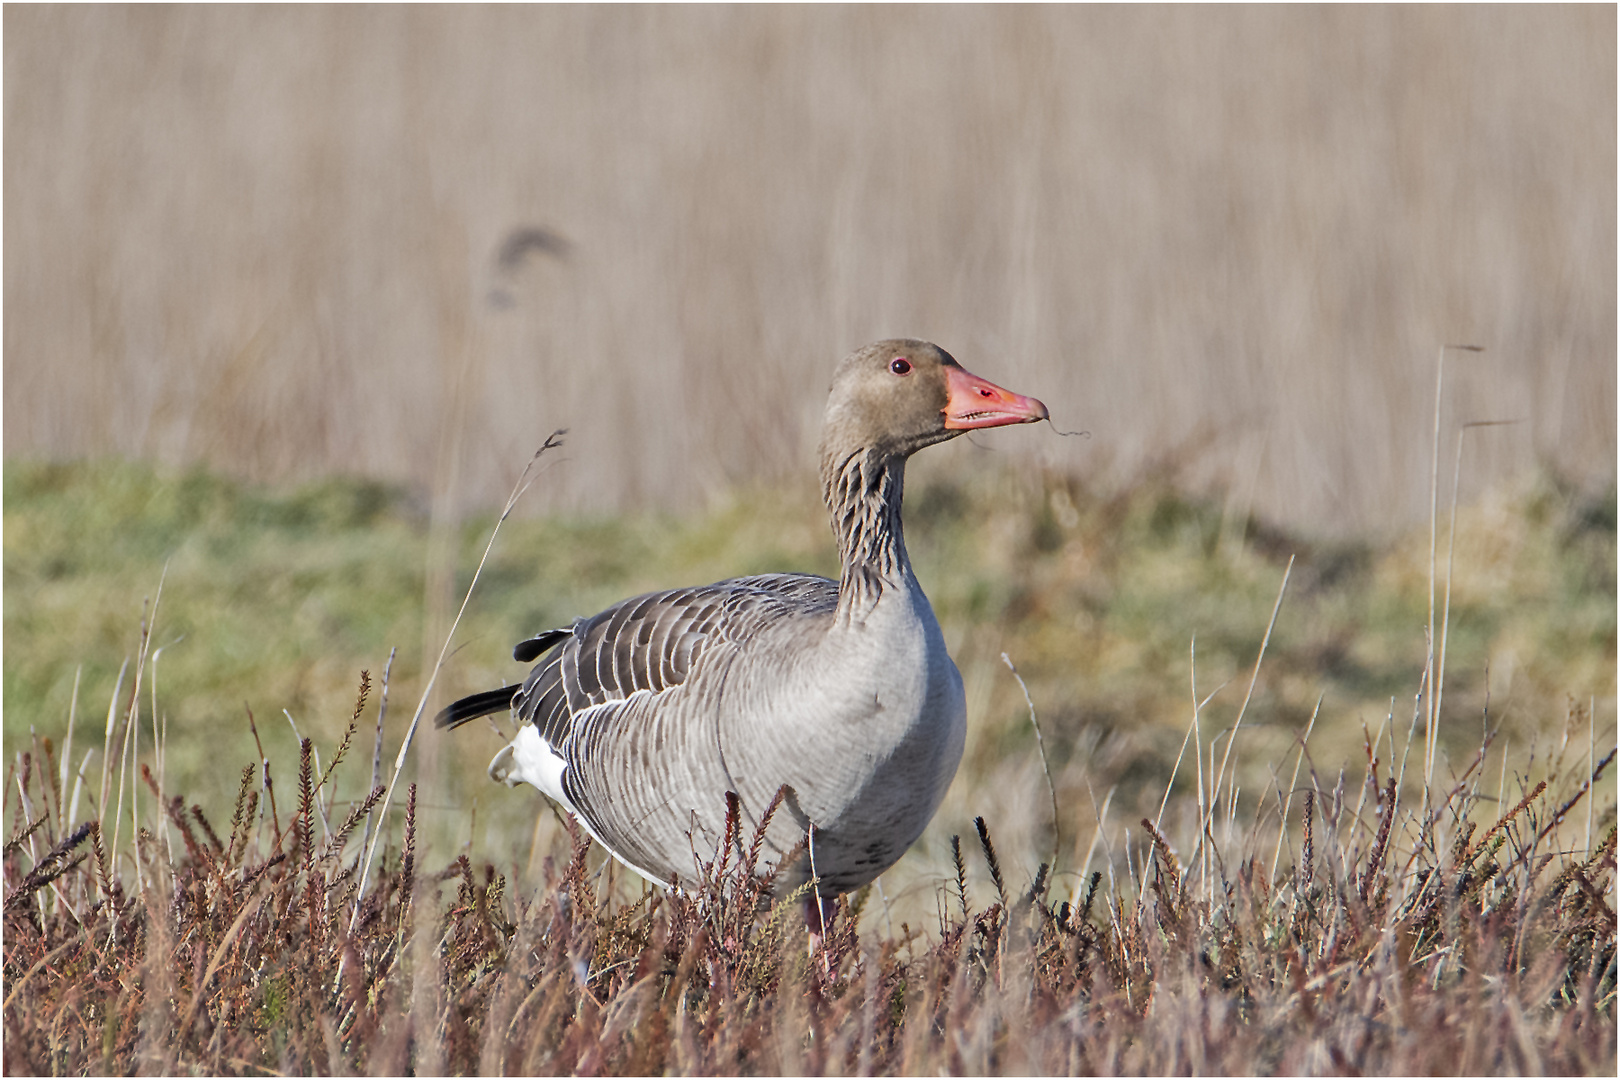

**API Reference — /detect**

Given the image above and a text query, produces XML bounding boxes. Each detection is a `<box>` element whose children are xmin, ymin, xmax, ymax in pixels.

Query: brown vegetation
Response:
<box><xmin>4</xmin><ymin>660</ymin><xmax>1613</xmax><ymax>1074</ymax></box>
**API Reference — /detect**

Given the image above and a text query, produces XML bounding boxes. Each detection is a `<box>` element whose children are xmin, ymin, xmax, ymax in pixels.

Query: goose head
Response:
<box><xmin>819</xmin><ymin>339</ymin><xmax>1049</xmax><ymax>465</ymax></box>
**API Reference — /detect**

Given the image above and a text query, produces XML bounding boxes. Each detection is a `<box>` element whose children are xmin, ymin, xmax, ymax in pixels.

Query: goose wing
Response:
<box><xmin>437</xmin><ymin>573</ymin><xmax>838</xmax><ymax>883</ymax></box>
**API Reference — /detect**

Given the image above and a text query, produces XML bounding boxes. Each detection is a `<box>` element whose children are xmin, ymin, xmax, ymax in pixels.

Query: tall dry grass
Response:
<box><xmin>4</xmin><ymin>5</ymin><xmax>1614</xmax><ymax>534</ymax></box>
<box><xmin>3</xmin><ymin>659</ymin><xmax>1613</xmax><ymax>1074</ymax></box>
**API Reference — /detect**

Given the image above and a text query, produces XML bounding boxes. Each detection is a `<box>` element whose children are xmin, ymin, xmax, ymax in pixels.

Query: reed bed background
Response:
<box><xmin>4</xmin><ymin>5</ymin><xmax>1614</xmax><ymax>534</ymax></box>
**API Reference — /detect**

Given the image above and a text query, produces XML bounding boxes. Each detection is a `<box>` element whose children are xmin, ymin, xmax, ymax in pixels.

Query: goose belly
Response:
<box><xmin>721</xmin><ymin>593</ymin><xmax>967</xmax><ymax>889</ymax></box>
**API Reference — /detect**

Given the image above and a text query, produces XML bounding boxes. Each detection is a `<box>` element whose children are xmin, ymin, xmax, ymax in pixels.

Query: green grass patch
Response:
<box><xmin>4</xmin><ymin>458</ymin><xmax>1614</xmax><ymax>856</ymax></box>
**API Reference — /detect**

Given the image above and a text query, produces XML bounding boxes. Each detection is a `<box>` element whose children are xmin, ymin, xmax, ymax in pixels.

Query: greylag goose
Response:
<box><xmin>437</xmin><ymin>339</ymin><xmax>1047</xmax><ymax>900</ymax></box>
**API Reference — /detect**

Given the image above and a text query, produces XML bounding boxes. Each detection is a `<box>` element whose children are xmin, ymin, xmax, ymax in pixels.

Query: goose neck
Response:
<box><xmin>822</xmin><ymin>449</ymin><xmax>911</xmax><ymax>614</ymax></box>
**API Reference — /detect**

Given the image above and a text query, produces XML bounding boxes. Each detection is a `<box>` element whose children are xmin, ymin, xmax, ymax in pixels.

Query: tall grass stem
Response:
<box><xmin>350</xmin><ymin>432</ymin><xmax>565</xmax><ymax>930</ymax></box>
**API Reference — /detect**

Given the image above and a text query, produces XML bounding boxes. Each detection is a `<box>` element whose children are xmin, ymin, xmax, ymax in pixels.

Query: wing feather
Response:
<box><xmin>474</xmin><ymin>573</ymin><xmax>839</xmax><ymax>885</ymax></box>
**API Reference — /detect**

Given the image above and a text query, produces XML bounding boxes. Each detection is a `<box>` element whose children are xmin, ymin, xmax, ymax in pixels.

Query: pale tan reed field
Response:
<box><xmin>4</xmin><ymin>5</ymin><xmax>1614</xmax><ymax>534</ymax></box>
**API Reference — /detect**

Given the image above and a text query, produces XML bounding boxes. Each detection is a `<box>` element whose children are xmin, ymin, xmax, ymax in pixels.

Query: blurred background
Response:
<box><xmin>6</xmin><ymin>5</ymin><xmax>1614</xmax><ymax>534</ymax></box>
<box><xmin>5</xmin><ymin>7</ymin><xmax>1615</xmax><ymax>912</ymax></box>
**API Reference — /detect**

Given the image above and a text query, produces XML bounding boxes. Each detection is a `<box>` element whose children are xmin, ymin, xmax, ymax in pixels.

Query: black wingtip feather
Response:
<box><xmin>434</xmin><ymin>685</ymin><xmax>523</xmax><ymax>730</ymax></box>
<box><xmin>513</xmin><ymin>628</ymin><xmax>570</xmax><ymax>664</ymax></box>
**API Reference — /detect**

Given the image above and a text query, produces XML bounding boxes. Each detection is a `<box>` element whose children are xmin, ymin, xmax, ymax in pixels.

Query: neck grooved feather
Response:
<box><xmin>824</xmin><ymin>448</ymin><xmax>909</xmax><ymax>623</ymax></box>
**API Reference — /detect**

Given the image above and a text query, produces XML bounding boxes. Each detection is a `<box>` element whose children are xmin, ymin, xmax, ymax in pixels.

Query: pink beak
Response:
<box><xmin>942</xmin><ymin>365</ymin><xmax>1050</xmax><ymax>430</ymax></box>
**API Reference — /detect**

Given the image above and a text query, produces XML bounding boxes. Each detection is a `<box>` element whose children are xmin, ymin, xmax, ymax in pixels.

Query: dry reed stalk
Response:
<box><xmin>1422</xmin><ymin>344</ymin><xmax>1485</xmax><ymax>804</ymax></box>
<box><xmin>58</xmin><ymin>667</ymin><xmax>80</xmax><ymax>832</ymax></box>
<box><xmin>244</xmin><ymin>704</ymin><xmax>281</xmax><ymax>853</ymax></box>
<box><xmin>109</xmin><ymin>566</ymin><xmax>166</xmax><ymax>898</ymax></box>
<box><xmin>362</xmin><ymin>647</ymin><xmax>395</xmax><ymax>860</ymax></box>
<box><xmin>1268</xmin><ymin>697</ymin><xmax>1321</xmax><ymax>890</ymax></box>
<box><xmin>1197</xmin><ymin>554</ymin><xmax>1292</xmax><ymax>906</ymax></box>
<box><xmin>351</xmin><ymin>431</ymin><xmax>564</xmax><ymax>927</ymax></box>
<box><xmin>94</xmin><ymin>659</ymin><xmax>127</xmax><ymax>865</ymax></box>
<box><xmin>1165</xmin><ymin>633</ymin><xmax>1228</xmax><ymax>866</ymax></box>
<box><xmin>1001</xmin><ymin>652</ymin><xmax>1061</xmax><ymax>874</ymax></box>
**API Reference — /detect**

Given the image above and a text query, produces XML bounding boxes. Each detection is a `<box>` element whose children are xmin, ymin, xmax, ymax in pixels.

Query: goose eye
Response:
<box><xmin>889</xmin><ymin>357</ymin><xmax>913</xmax><ymax>376</ymax></box>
